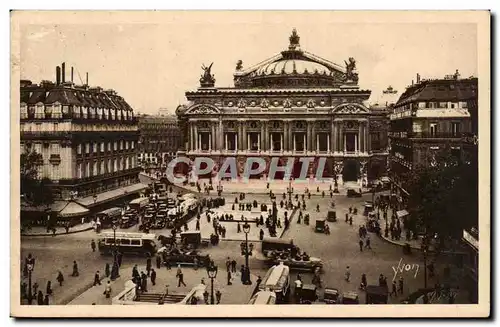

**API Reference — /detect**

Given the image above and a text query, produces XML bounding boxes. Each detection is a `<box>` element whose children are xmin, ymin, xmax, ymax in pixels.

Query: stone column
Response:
<box><xmin>306</xmin><ymin>122</ymin><xmax>311</xmax><ymax>152</ymax></box>
<box><xmin>257</xmin><ymin>134</ymin><xmax>261</xmax><ymax>151</ymax></box>
<box><xmin>261</xmin><ymin>122</ymin><xmax>265</xmax><ymax>152</ymax></box>
<box><xmin>311</xmin><ymin>123</ymin><xmax>316</xmax><ymax>152</ymax></box>
<box><xmin>237</xmin><ymin>122</ymin><xmax>242</xmax><ymax>151</ymax></box>
<box><xmin>242</xmin><ymin>122</ymin><xmax>247</xmax><ymax>151</ymax></box>
<box><xmin>330</xmin><ymin>120</ymin><xmax>335</xmax><ymax>154</ymax></box>
<box><xmin>211</xmin><ymin>123</ymin><xmax>216</xmax><ymax>151</ymax></box>
<box><xmin>332</xmin><ymin>121</ymin><xmax>337</xmax><ymax>153</ymax></box>
<box><xmin>218</xmin><ymin>119</ymin><xmax>223</xmax><ymax>151</ymax></box>
<box><xmin>194</xmin><ymin>124</ymin><xmax>198</xmax><ymax>151</ymax></box>
<box><xmin>293</xmin><ymin>133</ymin><xmax>296</xmax><ymax>152</ymax></box>
<box><xmin>270</xmin><ymin>133</ymin><xmax>274</xmax><ymax>152</ymax></box>
<box><xmin>225</xmin><ymin>133</ymin><xmax>228</xmax><ymax>151</ymax></box>
<box><xmin>283</xmin><ymin>121</ymin><xmax>288</xmax><ymax>152</ymax></box>
<box><xmin>280</xmin><ymin>134</ymin><xmax>283</xmax><ymax>152</ymax></box>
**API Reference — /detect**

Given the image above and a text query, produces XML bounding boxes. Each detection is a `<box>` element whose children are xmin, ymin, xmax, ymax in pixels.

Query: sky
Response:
<box><xmin>19</xmin><ymin>12</ymin><xmax>478</xmax><ymax>115</ymax></box>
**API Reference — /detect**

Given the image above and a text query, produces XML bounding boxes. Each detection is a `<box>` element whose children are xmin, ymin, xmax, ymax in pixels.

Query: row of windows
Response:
<box><xmin>76</xmin><ymin>156</ymin><xmax>136</xmax><ymax>179</ymax></box>
<box><xmin>395</xmin><ymin>101</ymin><xmax>468</xmax><ymax>111</ymax></box>
<box><xmin>77</xmin><ymin>140</ymin><xmax>135</xmax><ymax>154</ymax></box>
<box><xmin>20</xmin><ymin>104</ymin><xmax>134</xmax><ymax>121</ymax></box>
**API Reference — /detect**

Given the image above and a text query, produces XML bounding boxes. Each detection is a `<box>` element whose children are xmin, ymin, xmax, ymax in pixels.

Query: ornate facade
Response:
<box><xmin>20</xmin><ymin>62</ymin><xmax>143</xmax><ymax>220</ymax></box>
<box><xmin>176</xmin><ymin>30</ymin><xmax>389</xmax><ymax>186</ymax></box>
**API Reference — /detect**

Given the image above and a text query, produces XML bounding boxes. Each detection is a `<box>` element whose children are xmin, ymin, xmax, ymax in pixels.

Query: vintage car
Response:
<box><xmin>266</xmin><ymin>252</ymin><xmax>323</xmax><ymax>272</ymax></box>
<box><xmin>341</xmin><ymin>291</ymin><xmax>360</xmax><ymax>304</ymax></box>
<box><xmin>299</xmin><ymin>284</ymin><xmax>318</xmax><ymax>304</ymax></box>
<box><xmin>158</xmin><ymin>248</ymin><xmax>211</xmax><ymax>267</ymax></box>
<box><xmin>120</xmin><ymin>215</ymin><xmax>137</xmax><ymax>229</ymax></box>
<box><xmin>315</xmin><ymin>219</ymin><xmax>326</xmax><ymax>233</ymax></box>
<box><xmin>327</xmin><ymin>211</ymin><xmax>337</xmax><ymax>222</ymax></box>
<box><xmin>347</xmin><ymin>189</ymin><xmax>362</xmax><ymax>198</ymax></box>
<box><xmin>323</xmin><ymin>287</ymin><xmax>340</xmax><ymax>304</ymax></box>
<box><xmin>366</xmin><ymin>285</ymin><xmax>388</xmax><ymax>304</ymax></box>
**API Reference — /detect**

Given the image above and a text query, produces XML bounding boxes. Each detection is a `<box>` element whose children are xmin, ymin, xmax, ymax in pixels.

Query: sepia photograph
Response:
<box><xmin>10</xmin><ymin>10</ymin><xmax>490</xmax><ymax>318</ymax></box>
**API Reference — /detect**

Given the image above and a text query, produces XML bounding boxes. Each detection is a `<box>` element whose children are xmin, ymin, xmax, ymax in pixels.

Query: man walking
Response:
<box><xmin>398</xmin><ymin>276</ymin><xmax>404</xmax><ymax>294</ymax></box>
<box><xmin>227</xmin><ymin>270</ymin><xmax>232</xmax><ymax>286</ymax></box>
<box><xmin>176</xmin><ymin>265</ymin><xmax>187</xmax><ymax>287</ymax></box>
<box><xmin>72</xmin><ymin>261</ymin><xmax>79</xmax><ymax>277</ymax></box>
<box><xmin>91</xmin><ymin>240</ymin><xmax>96</xmax><ymax>252</ymax></box>
<box><xmin>359</xmin><ymin>238</ymin><xmax>364</xmax><ymax>252</ymax></box>
<box><xmin>150</xmin><ymin>268</ymin><xmax>157</xmax><ymax>286</ymax></box>
<box><xmin>231</xmin><ymin>259</ymin><xmax>237</xmax><ymax>273</ymax></box>
<box><xmin>146</xmin><ymin>256</ymin><xmax>152</xmax><ymax>277</ymax></box>
<box><xmin>93</xmin><ymin>271</ymin><xmax>101</xmax><ymax>286</ymax></box>
<box><xmin>365</xmin><ymin>237</ymin><xmax>372</xmax><ymax>250</ymax></box>
<box><xmin>390</xmin><ymin>280</ymin><xmax>398</xmax><ymax>297</ymax></box>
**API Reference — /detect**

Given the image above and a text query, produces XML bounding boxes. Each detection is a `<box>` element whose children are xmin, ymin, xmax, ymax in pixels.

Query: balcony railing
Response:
<box><xmin>389</xmin><ymin>132</ymin><xmax>475</xmax><ymax>139</ymax></box>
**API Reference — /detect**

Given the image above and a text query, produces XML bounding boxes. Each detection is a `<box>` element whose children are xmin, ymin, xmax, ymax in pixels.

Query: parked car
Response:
<box><xmin>347</xmin><ymin>189</ymin><xmax>362</xmax><ymax>198</ymax></box>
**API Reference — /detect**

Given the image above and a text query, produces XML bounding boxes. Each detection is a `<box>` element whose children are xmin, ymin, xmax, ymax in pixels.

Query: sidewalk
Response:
<box><xmin>69</xmin><ymin>264</ymin><xmax>256</xmax><ymax>305</ymax></box>
<box><xmin>21</xmin><ymin>223</ymin><xmax>93</xmax><ymax>237</ymax></box>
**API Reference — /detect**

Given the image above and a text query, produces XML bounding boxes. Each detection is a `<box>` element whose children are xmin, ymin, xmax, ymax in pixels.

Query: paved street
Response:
<box><xmin>20</xmin><ymin>177</ymin><xmax>469</xmax><ymax>305</ymax></box>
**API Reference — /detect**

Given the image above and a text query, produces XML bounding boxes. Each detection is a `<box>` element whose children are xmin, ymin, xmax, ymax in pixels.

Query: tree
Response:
<box><xmin>20</xmin><ymin>148</ymin><xmax>54</xmax><ymax>207</ymax></box>
<box><xmin>406</xmin><ymin>145</ymin><xmax>478</xmax><ymax>249</ymax></box>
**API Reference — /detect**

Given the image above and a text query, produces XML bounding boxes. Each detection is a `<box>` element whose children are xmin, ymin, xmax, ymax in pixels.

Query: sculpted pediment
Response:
<box><xmin>185</xmin><ymin>104</ymin><xmax>220</xmax><ymax>115</ymax></box>
<box><xmin>331</xmin><ymin>103</ymin><xmax>370</xmax><ymax>114</ymax></box>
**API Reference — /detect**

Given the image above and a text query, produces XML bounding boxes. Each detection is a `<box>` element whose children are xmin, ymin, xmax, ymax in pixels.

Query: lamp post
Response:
<box><xmin>287</xmin><ymin>180</ymin><xmax>292</xmax><ymax>202</ymax></box>
<box><xmin>111</xmin><ymin>224</ymin><xmax>119</xmax><ymax>280</ymax></box>
<box><xmin>26</xmin><ymin>261</ymin><xmax>34</xmax><ymax>304</ymax></box>
<box><xmin>242</xmin><ymin>222</ymin><xmax>252</xmax><ymax>285</ymax></box>
<box><xmin>206</xmin><ymin>264</ymin><xmax>218</xmax><ymax>304</ymax></box>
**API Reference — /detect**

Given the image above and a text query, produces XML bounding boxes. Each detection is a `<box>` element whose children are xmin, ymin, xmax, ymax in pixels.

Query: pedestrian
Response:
<box><xmin>117</xmin><ymin>251</ymin><xmax>123</xmax><ymax>267</ymax></box>
<box><xmin>360</xmin><ymin>273</ymin><xmax>367</xmax><ymax>290</ymax></box>
<box><xmin>196</xmin><ymin>220</ymin><xmax>200</xmax><ymax>231</ymax></box>
<box><xmin>132</xmin><ymin>264</ymin><xmax>139</xmax><ymax>279</ymax></box>
<box><xmin>365</xmin><ymin>237</ymin><xmax>372</xmax><ymax>249</ymax></box>
<box><xmin>240</xmin><ymin>265</ymin><xmax>245</xmax><ymax>284</ymax></box>
<box><xmin>398</xmin><ymin>276</ymin><xmax>404</xmax><ymax>294</ymax></box>
<box><xmin>316</xmin><ymin>204</ymin><xmax>320</xmax><ymax>212</ymax></box>
<box><xmin>46</xmin><ymin>281</ymin><xmax>52</xmax><ymax>296</ymax></box>
<box><xmin>33</xmin><ymin>282</ymin><xmax>39</xmax><ymax>295</ymax></box>
<box><xmin>37</xmin><ymin>291</ymin><xmax>44</xmax><ymax>305</ymax></box>
<box><xmin>176</xmin><ymin>265</ymin><xmax>186</xmax><ymax>287</ymax></box>
<box><xmin>294</xmin><ymin>277</ymin><xmax>303</xmax><ymax>301</ymax></box>
<box><xmin>43</xmin><ymin>294</ymin><xmax>49</xmax><ymax>305</ymax></box>
<box><xmin>72</xmin><ymin>261</ymin><xmax>79</xmax><ymax>277</ymax></box>
<box><xmin>349</xmin><ymin>216</ymin><xmax>353</xmax><ymax>226</ymax></box>
<box><xmin>91</xmin><ymin>240</ymin><xmax>96</xmax><ymax>252</ymax></box>
<box><xmin>231</xmin><ymin>259</ymin><xmax>237</xmax><ymax>273</ymax></box>
<box><xmin>150</xmin><ymin>268</ymin><xmax>157</xmax><ymax>286</ymax></box>
<box><xmin>56</xmin><ymin>271</ymin><xmax>64</xmax><ymax>286</ymax></box>
<box><xmin>391</xmin><ymin>280</ymin><xmax>397</xmax><ymax>296</ymax></box>
<box><xmin>215</xmin><ymin>290</ymin><xmax>222</xmax><ymax>304</ymax></box>
<box><xmin>227</xmin><ymin>270</ymin><xmax>232</xmax><ymax>285</ymax></box>
<box><xmin>105</xmin><ymin>263</ymin><xmax>110</xmax><ymax>278</ymax></box>
<box><xmin>359</xmin><ymin>238</ymin><xmax>364</xmax><ymax>252</ymax></box>
<box><xmin>156</xmin><ymin>255</ymin><xmax>161</xmax><ymax>269</ymax></box>
<box><xmin>237</xmin><ymin>222</ymin><xmax>241</xmax><ymax>233</ymax></box>
<box><xmin>226</xmin><ymin>257</ymin><xmax>231</xmax><ymax>271</ymax></box>
<box><xmin>141</xmin><ymin>272</ymin><xmax>148</xmax><ymax>292</ymax></box>
<box><xmin>104</xmin><ymin>281</ymin><xmax>112</xmax><ymax>298</ymax></box>
<box><xmin>94</xmin><ymin>271</ymin><xmax>101</xmax><ymax>286</ymax></box>
<box><xmin>146</xmin><ymin>256</ymin><xmax>152</xmax><ymax>277</ymax></box>
<box><xmin>345</xmin><ymin>266</ymin><xmax>351</xmax><ymax>282</ymax></box>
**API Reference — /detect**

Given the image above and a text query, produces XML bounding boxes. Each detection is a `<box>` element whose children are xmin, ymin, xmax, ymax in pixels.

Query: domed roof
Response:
<box><xmin>255</xmin><ymin>58</ymin><xmax>331</xmax><ymax>76</ymax></box>
<box><xmin>233</xmin><ymin>29</ymin><xmax>352</xmax><ymax>89</ymax></box>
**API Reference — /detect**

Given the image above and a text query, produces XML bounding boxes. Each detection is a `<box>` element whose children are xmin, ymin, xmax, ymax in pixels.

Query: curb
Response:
<box><xmin>21</xmin><ymin>227</ymin><xmax>93</xmax><ymax>237</ymax></box>
<box><xmin>378</xmin><ymin>234</ymin><xmax>469</xmax><ymax>256</ymax></box>
<box><xmin>59</xmin><ymin>275</ymin><xmax>108</xmax><ymax>305</ymax></box>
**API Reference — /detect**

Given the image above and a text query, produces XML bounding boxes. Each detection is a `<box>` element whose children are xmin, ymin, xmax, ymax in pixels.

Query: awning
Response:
<box><xmin>55</xmin><ymin>201</ymin><xmax>90</xmax><ymax>218</ymax></box>
<box><xmin>396</xmin><ymin>210</ymin><xmax>409</xmax><ymax>218</ymax></box>
<box><xmin>76</xmin><ymin>183</ymin><xmax>148</xmax><ymax>207</ymax></box>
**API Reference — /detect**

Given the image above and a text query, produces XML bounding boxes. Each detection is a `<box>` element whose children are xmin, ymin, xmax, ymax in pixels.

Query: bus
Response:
<box><xmin>97</xmin><ymin>232</ymin><xmax>157</xmax><ymax>256</ymax></box>
<box><xmin>96</xmin><ymin>207</ymin><xmax>122</xmax><ymax>228</ymax></box>
<box><xmin>259</xmin><ymin>263</ymin><xmax>291</xmax><ymax>304</ymax></box>
<box><xmin>129</xmin><ymin>197</ymin><xmax>149</xmax><ymax>211</ymax></box>
<box><xmin>248</xmin><ymin>291</ymin><xmax>277</xmax><ymax>305</ymax></box>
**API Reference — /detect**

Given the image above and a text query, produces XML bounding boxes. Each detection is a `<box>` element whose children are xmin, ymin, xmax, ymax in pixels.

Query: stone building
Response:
<box><xmin>176</xmin><ymin>30</ymin><xmax>389</xmax><ymax>186</ymax></box>
<box><xmin>20</xmin><ymin>62</ymin><xmax>144</xmax><ymax>222</ymax></box>
<box><xmin>388</xmin><ymin>71</ymin><xmax>478</xmax><ymax>200</ymax></box>
<box><xmin>137</xmin><ymin>114</ymin><xmax>181</xmax><ymax>171</ymax></box>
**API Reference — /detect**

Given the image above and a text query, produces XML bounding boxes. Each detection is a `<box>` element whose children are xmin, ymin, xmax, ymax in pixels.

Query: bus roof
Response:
<box><xmin>98</xmin><ymin>207</ymin><xmax>121</xmax><ymax>215</ymax></box>
<box><xmin>248</xmin><ymin>291</ymin><xmax>276</xmax><ymax>304</ymax></box>
<box><xmin>129</xmin><ymin>197</ymin><xmax>148</xmax><ymax>205</ymax></box>
<box><xmin>262</xmin><ymin>237</ymin><xmax>293</xmax><ymax>245</ymax></box>
<box><xmin>99</xmin><ymin>232</ymin><xmax>156</xmax><ymax>240</ymax></box>
<box><xmin>261</xmin><ymin>264</ymin><xmax>289</xmax><ymax>290</ymax></box>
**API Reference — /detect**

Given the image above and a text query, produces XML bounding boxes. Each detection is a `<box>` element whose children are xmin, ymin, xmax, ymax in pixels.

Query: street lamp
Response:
<box><xmin>242</xmin><ymin>222</ymin><xmax>252</xmax><ymax>285</ymax></box>
<box><xmin>206</xmin><ymin>264</ymin><xmax>218</xmax><ymax>304</ymax></box>
<box><xmin>26</xmin><ymin>261</ymin><xmax>34</xmax><ymax>305</ymax></box>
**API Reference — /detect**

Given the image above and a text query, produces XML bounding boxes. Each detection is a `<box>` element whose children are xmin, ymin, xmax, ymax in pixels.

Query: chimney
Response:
<box><xmin>56</xmin><ymin>66</ymin><xmax>61</xmax><ymax>85</ymax></box>
<box><xmin>416</xmin><ymin>73</ymin><xmax>421</xmax><ymax>84</ymax></box>
<box><xmin>61</xmin><ymin>62</ymin><xmax>66</xmax><ymax>83</ymax></box>
<box><xmin>86</xmin><ymin>72</ymin><xmax>88</xmax><ymax>85</ymax></box>
<box><xmin>71</xmin><ymin>67</ymin><xmax>74</xmax><ymax>83</ymax></box>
